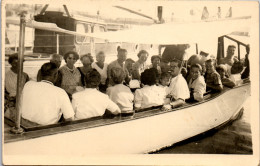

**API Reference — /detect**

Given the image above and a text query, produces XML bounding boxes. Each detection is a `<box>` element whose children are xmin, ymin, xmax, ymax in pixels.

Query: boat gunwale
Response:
<box><xmin>4</xmin><ymin>82</ymin><xmax>250</xmax><ymax>143</ymax></box>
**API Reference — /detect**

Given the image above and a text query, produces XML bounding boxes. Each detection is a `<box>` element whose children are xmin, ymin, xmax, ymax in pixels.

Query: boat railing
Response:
<box><xmin>4</xmin><ymin>81</ymin><xmax>250</xmax><ymax>134</ymax></box>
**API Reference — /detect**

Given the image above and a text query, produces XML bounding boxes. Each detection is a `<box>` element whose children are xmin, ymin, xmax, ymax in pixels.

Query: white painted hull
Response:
<box><xmin>4</xmin><ymin>84</ymin><xmax>250</xmax><ymax>155</ymax></box>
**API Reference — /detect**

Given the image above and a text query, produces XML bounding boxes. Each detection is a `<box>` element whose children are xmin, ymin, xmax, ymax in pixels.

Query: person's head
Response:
<box><xmin>8</xmin><ymin>53</ymin><xmax>22</xmax><ymax>72</ymax></box>
<box><xmin>216</xmin><ymin>64</ymin><xmax>226</xmax><ymax>79</ymax></box>
<box><xmin>85</xmin><ymin>69</ymin><xmax>101</xmax><ymax>88</ymax></box>
<box><xmin>160</xmin><ymin>72</ymin><xmax>171</xmax><ymax>86</ymax></box>
<box><xmin>110</xmin><ymin>67</ymin><xmax>126</xmax><ymax>84</ymax></box>
<box><xmin>80</xmin><ymin>53</ymin><xmax>94</xmax><ymax>66</ymax></box>
<box><xmin>227</xmin><ymin>45</ymin><xmax>236</xmax><ymax>58</ymax></box>
<box><xmin>137</xmin><ymin>50</ymin><xmax>149</xmax><ymax>63</ymax></box>
<box><xmin>117</xmin><ymin>48</ymin><xmax>127</xmax><ymax>63</ymax></box>
<box><xmin>187</xmin><ymin>54</ymin><xmax>201</xmax><ymax>66</ymax></box>
<box><xmin>181</xmin><ymin>67</ymin><xmax>188</xmax><ymax>78</ymax></box>
<box><xmin>169</xmin><ymin>59</ymin><xmax>182</xmax><ymax>77</ymax></box>
<box><xmin>141</xmin><ymin>68</ymin><xmax>157</xmax><ymax>86</ymax></box>
<box><xmin>96</xmin><ymin>51</ymin><xmax>105</xmax><ymax>64</ymax></box>
<box><xmin>190</xmin><ymin>64</ymin><xmax>202</xmax><ymax>80</ymax></box>
<box><xmin>125</xmin><ymin>58</ymin><xmax>135</xmax><ymax>73</ymax></box>
<box><xmin>231</xmin><ymin>61</ymin><xmax>244</xmax><ymax>74</ymax></box>
<box><xmin>151</xmin><ymin>55</ymin><xmax>161</xmax><ymax>68</ymax></box>
<box><xmin>64</xmin><ymin>51</ymin><xmax>79</xmax><ymax>66</ymax></box>
<box><xmin>40</xmin><ymin>62</ymin><xmax>58</xmax><ymax>83</ymax></box>
<box><xmin>205</xmin><ymin>59</ymin><xmax>216</xmax><ymax>74</ymax></box>
<box><xmin>50</xmin><ymin>54</ymin><xmax>62</xmax><ymax>68</ymax></box>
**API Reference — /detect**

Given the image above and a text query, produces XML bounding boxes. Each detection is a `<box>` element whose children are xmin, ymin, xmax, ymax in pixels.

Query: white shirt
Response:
<box><xmin>188</xmin><ymin>76</ymin><xmax>206</xmax><ymax>102</ymax></box>
<box><xmin>158</xmin><ymin>85</ymin><xmax>171</xmax><ymax>104</ymax></box>
<box><xmin>21</xmin><ymin>81</ymin><xmax>75</xmax><ymax>125</ymax></box>
<box><xmin>169</xmin><ymin>74</ymin><xmax>190</xmax><ymax>100</ymax></box>
<box><xmin>91</xmin><ymin>62</ymin><xmax>108</xmax><ymax>85</ymax></box>
<box><xmin>106</xmin><ymin>84</ymin><xmax>134</xmax><ymax>112</ymax></box>
<box><xmin>134</xmin><ymin>85</ymin><xmax>165</xmax><ymax>109</ymax></box>
<box><xmin>72</xmin><ymin>88</ymin><xmax>120</xmax><ymax>120</ymax></box>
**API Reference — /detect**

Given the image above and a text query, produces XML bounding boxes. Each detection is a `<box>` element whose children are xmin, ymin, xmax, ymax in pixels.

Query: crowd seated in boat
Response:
<box><xmin>134</xmin><ymin>68</ymin><xmax>166</xmax><ymax>110</ymax></box>
<box><xmin>205</xmin><ymin>59</ymin><xmax>223</xmax><ymax>92</ymax></box>
<box><xmin>132</xmin><ymin>50</ymin><xmax>149</xmax><ymax>80</ymax></box>
<box><xmin>107</xmin><ymin>48</ymin><xmax>130</xmax><ymax>86</ymax></box>
<box><xmin>21</xmin><ymin>62</ymin><xmax>75</xmax><ymax>125</ymax></box>
<box><xmin>165</xmin><ymin>59</ymin><xmax>190</xmax><ymax>109</ymax></box>
<box><xmin>91</xmin><ymin>51</ymin><xmax>108</xmax><ymax>93</ymax></box>
<box><xmin>187</xmin><ymin>64</ymin><xmax>206</xmax><ymax>102</ymax></box>
<box><xmin>216</xmin><ymin>65</ymin><xmax>236</xmax><ymax>88</ymax></box>
<box><xmin>106</xmin><ymin>67</ymin><xmax>134</xmax><ymax>114</ymax></box>
<box><xmin>5</xmin><ymin>53</ymin><xmax>29</xmax><ymax>117</ymax></box>
<box><xmin>149</xmin><ymin>55</ymin><xmax>162</xmax><ymax>75</ymax></box>
<box><xmin>56</xmin><ymin>51</ymin><xmax>83</xmax><ymax>99</ymax></box>
<box><xmin>72</xmin><ymin>69</ymin><xmax>121</xmax><ymax>120</ymax></box>
<box><xmin>37</xmin><ymin>53</ymin><xmax>63</xmax><ymax>82</ymax></box>
<box><xmin>77</xmin><ymin>53</ymin><xmax>94</xmax><ymax>87</ymax></box>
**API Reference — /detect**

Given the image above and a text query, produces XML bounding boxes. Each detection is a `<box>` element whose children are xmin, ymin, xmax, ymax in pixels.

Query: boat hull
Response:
<box><xmin>4</xmin><ymin>84</ymin><xmax>250</xmax><ymax>155</ymax></box>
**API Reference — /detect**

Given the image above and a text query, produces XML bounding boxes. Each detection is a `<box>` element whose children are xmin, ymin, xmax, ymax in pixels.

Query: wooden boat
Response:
<box><xmin>4</xmin><ymin>83</ymin><xmax>250</xmax><ymax>155</ymax></box>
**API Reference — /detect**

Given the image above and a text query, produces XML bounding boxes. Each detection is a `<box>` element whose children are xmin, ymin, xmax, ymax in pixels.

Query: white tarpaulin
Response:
<box><xmin>6</xmin><ymin>16</ymin><xmax>250</xmax><ymax>45</ymax></box>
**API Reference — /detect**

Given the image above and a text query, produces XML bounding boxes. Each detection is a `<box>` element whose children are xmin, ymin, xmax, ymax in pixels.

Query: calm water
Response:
<box><xmin>5</xmin><ymin>59</ymin><xmax>252</xmax><ymax>154</ymax></box>
<box><xmin>155</xmin><ymin>96</ymin><xmax>252</xmax><ymax>154</ymax></box>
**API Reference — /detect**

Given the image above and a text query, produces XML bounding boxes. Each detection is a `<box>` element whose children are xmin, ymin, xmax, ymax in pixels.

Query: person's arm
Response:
<box><xmin>60</xmin><ymin>91</ymin><xmax>75</xmax><ymax>121</ymax></box>
<box><xmin>207</xmin><ymin>73</ymin><xmax>223</xmax><ymax>91</ymax></box>
<box><xmin>170</xmin><ymin>98</ymin><xmax>185</xmax><ymax>108</ymax></box>
<box><xmin>106</xmin><ymin>98</ymin><xmax>121</xmax><ymax>115</ymax></box>
<box><xmin>222</xmin><ymin>78</ymin><xmax>236</xmax><ymax>88</ymax></box>
<box><xmin>134</xmin><ymin>89</ymin><xmax>143</xmax><ymax>110</ymax></box>
<box><xmin>55</xmin><ymin>70</ymin><xmax>62</xmax><ymax>87</ymax></box>
<box><xmin>193</xmin><ymin>81</ymin><xmax>206</xmax><ymax>102</ymax></box>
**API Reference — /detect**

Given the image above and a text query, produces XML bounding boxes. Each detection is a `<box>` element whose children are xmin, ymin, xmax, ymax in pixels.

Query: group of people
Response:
<box><xmin>4</xmin><ymin>44</ymin><xmax>249</xmax><ymax>125</ymax></box>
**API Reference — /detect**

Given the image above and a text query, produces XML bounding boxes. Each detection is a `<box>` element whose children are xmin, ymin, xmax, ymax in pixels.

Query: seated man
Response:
<box><xmin>163</xmin><ymin>59</ymin><xmax>190</xmax><ymax>110</ymax></box>
<box><xmin>205</xmin><ymin>59</ymin><xmax>223</xmax><ymax>92</ymax></box>
<box><xmin>5</xmin><ymin>53</ymin><xmax>29</xmax><ymax>119</ymax></box>
<box><xmin>106</xmin><ymin>67</ymin><xmax>134</xmax><ymax>114</ymax></box>
<box><xmin>216</xmin><ymin>65</ymin><xmax>235</xmax><ymax>88</ymax></box>
<box><xmin>21</xmin><ymin>62</ymin><xmax>75</xmax><ymax>125</ymax></box>
<box><xmin>37</xmin><ymin>53</ymin><xmax>63</xmax><ymax>81</ymax></box>
<box><xmin>72</xmin><ymin>70</ymin><xmax>121</xmax><ymax>120</ymax></box>
<box><xmin>188</xmin><ymin>64</ymin><xmax>206</xmax><ymax>102</ymax></box>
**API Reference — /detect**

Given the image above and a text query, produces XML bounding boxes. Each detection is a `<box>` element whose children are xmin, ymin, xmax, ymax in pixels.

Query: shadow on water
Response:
<box><xmin>153</xmin><ymin>97</ymin><xmax>252</xmax><ymax>154</ymax></box>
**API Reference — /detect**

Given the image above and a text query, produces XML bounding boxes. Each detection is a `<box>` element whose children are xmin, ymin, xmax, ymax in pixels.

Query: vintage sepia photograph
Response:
<box><xmin>2</xmin><ymin>0</ymin><xmax>259</xmax><ymax>165</ymax></box>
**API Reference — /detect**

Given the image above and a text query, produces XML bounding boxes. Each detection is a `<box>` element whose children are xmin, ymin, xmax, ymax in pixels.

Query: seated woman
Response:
<box><xmin>106</xmin><ymin>67</ymin><xmax>134</xmax><ymax>114</ymax></box>
<box><xmin>134</xmin><ymin>68</ymin><xmax>166</xmax><ymax>110</ymax></box>
<box><xmin>92</xmin><ymin>51</ymin><xmax>108</xmax><ymax>92</ymax></box>
<box><xmin>5</xmin><ymin>53</ymin><xmax>29</xmax><ymax>118</ymax></box>
<box><xmin>216</xmin><ymin>65</ymin><xmax>235</xmax><ymax>88</ymax></box>
<box><xmin>72</xmin><ymin>70</ymin><xmax>121</xmax><ymax>120</ymax></box>
<box><xmin>149</xmin><ymin>55</ymin><xmax>162</xmax><ymax>75</ymax></box>
<box><xmin>56</xmin><ymin>51</ymin><xmax>82</xmax><ymax>99</ymax></box>
<box><xmin>187</xmin><ymin>64</ymin><xmax>206</xmax><ymax>102</ymax></box>
<box><xmin>125</xmin><ymin>58</ymin><xmax>135</xmax><ymax>78</ymax></box>
<box><xmin>132</xmin><ymin>50</ymin><xmax>149</xmax><ymax>80</ymax></box>
<box><xmin>78</xmin><ymin>53</ymin><xmax>94</xmax><ymax>87</ymax></box>
<box><xmin>205</xmin><ymin>59</ymin><xmax>223</xmax><ymax>92</ymax></box>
